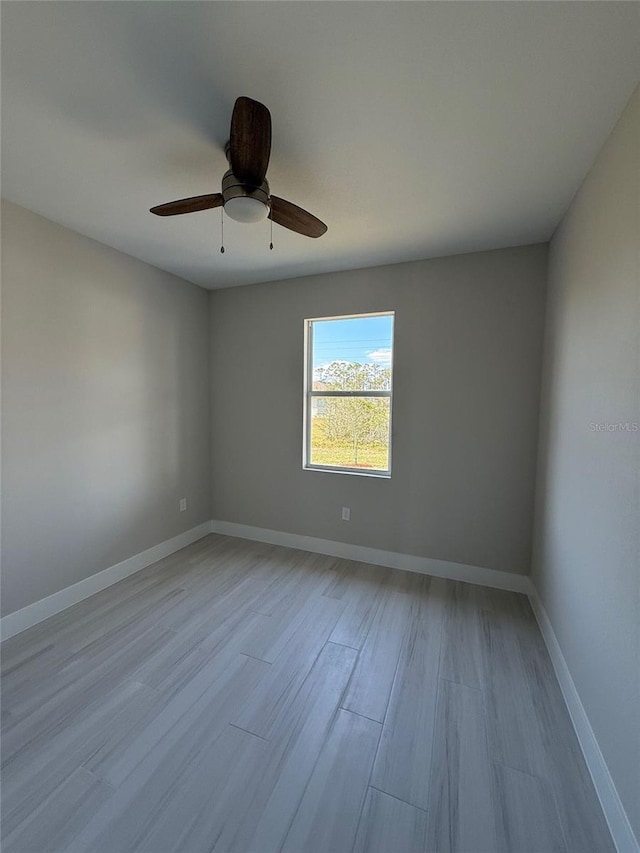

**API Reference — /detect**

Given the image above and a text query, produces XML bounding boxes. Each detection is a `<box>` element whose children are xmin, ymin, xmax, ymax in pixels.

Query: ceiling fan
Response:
<box><xmin>150</xmin><ymin>97</ymin><xmax>327</xmax><ymax>239</ymax></box>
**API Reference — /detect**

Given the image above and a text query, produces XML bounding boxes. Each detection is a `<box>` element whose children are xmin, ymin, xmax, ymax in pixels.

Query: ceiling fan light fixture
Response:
<box><xmin>221</xmin><ymin>169</ymin><xmax>270</xmax><ymax>224</ymax></box>
<box><xmin>224</xmin><ymin>195</ymin><xmax>269</xmax><ymax>224</ymax></box>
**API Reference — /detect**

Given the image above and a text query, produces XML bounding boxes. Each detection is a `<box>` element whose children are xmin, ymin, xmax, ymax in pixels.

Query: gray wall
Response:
<box><xmin>532</xmin><ymin>88</ymin><xmax>639</xmax><ymax>838</ymax></box>
<box><xmin>1</xmin><ymin>201</ymin><xmax>211</xmax><ymax>616</ymax></box>
<box><xmin>211</xmin><ymin>244</ymin><xmax>548</xmax><ymax>575</ymax></box>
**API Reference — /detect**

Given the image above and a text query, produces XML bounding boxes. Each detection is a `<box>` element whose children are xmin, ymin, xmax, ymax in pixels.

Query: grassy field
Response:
<box><xmin>310</xmin><ymin>418</ymin><xmax>389</xmax><ymax>470</ymax></box>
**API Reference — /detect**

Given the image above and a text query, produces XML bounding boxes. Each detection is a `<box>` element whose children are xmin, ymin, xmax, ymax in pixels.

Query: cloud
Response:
<box><xmin>367</xmin><ymin>348</ymin><xmax>392</xmax><ymax>365</ymax></box>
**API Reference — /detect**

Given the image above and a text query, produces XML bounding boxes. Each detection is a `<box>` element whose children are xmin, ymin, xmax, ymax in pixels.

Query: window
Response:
<box><xmin>304</xmin><ymin>312</ymin><xmax>394</xmax><ymax>476</ymax></box>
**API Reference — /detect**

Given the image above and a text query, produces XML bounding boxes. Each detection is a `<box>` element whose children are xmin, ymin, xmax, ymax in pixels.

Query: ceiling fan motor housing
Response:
<box><xmin>221</xmin><ymin>169</ymin><xmax>270</xmax><ymax>223</ymax></box>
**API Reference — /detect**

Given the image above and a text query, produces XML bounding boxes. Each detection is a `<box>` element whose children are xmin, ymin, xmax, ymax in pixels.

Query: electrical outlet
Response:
<box><xmin>342</xmin><ymin>506</ymin><xmax>350</xmax><ymax>521</ymax></box>
<box><xmin>179</xmin><ymin>498</ymin><xmax>187</xmax><ymax>512</ymax></box>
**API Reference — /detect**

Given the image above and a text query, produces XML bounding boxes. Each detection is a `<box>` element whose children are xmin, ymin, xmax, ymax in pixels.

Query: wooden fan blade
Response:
<box><xmin>269</xmin><ymin>196</ymin><xmax>327</xmax><ymax>238</ymax></box>
<box><xmin>150</xmin><ymin>194</ymin><xmax>223</xmax><ymax>216</ymax></box>
<box><xmin>229</xmin><ymin>97</ymin><xmax>271</xmax><ymax>186</ymax></box>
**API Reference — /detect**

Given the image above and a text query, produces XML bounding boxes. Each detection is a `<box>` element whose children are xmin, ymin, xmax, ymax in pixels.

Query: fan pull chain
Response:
<box><xmin>220</xmin><ymin>207</ymin><xmax>225</xmax><ymax>254</ymax></box>
<box><xmin>269</xmin><ymin>209</ymin><xmax>274</xmax><ymax>251</ymax></box>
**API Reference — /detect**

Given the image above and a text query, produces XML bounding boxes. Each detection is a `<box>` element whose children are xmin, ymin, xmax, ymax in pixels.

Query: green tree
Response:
<box><xmin>314</xmin><ymin>361</ymin><xmax>391</xmax><ymax>466</ymax></box>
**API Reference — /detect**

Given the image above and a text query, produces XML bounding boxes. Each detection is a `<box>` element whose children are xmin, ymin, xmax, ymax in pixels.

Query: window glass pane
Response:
<box><xmin>312</xmin><ymin>315</ymin><xmax>393</xmax><ymax>392</ymax></box>
<box><xmin>309</xmin><ymin>396</ymin><xmax>390</xmax><ymax>472</ymax></box>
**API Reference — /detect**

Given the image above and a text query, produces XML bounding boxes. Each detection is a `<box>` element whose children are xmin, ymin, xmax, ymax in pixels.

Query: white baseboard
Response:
<box><xmin>528</xmin><ymin>584</ymin><xmax>639</xmax><ymax>853</ymax></box>
<box><xmin>209</xmin><ymin>519</ymin><xmax>531</xmax><ymax>594</ymax></box>
<box><xmin>0</xmin><ymin>521</ymin><xmax>213</xmax><ymax>641</ymax></box>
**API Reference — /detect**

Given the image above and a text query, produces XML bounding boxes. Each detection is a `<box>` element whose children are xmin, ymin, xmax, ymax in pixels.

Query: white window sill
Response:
<box><xmin>303</xmin><ymin>465</ymin><xmax>391</xmax><ymax>479</ymax></box>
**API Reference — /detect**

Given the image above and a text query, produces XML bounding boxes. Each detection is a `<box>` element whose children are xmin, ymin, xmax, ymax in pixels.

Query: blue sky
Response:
<box><xmin>312</xmin><ymin>314</ymin><xmax>394</xmax><ymax>369</ymax></box>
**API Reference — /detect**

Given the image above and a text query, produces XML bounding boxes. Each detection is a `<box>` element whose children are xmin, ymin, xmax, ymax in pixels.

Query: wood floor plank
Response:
<box><xmin>239</xmin><ymin>582</ymin><xmax>344</xmax><ymax>664</ymax></box>
<box><xmin>515</xmin><ymin>631</ymin><xmax>615</xmax><ymax>852</ymax></box>
<box><xmin>281</xmin><ymin>709</ymin><xmax>381</xmax><ymax>853</ymax></box>
<box><xmin>341</xmin><ymin>579</ymin><xmax>414</xmax><ymax>722</ymax></box>
<box><xmin>425</xmin><ymin>679</ymin><xmax>496</xmax><ymax>852</ymax></box>
<box><xmin>480</xmin><ymin>599</ymin><xmax>613</xmax><ymax>852</ymax></box>
<box><xmin>3</xmin><ymin>766</ymin><xmax>113</xmax><ymax>853</ymax></box>
<box><xmin>479</xmin><ymin>608</ymin><xmax>546</xmax><ymax>777</ymax></box>
<box><xmin>439</xmin><ymin>580</ymin><xmax>484</xmax><ymax>689</ymax></box>
<box><xmin>2</xmin><ymin>585</ymin><xmax>186</xmax><ymax>717</ymax></box>
<box><xmin>479</xmin><ymin>586</ymin><xmax>535</xmax><ymax>624</ymax></box>
<box><xmin>92</xmin><ymin>651</ymin><xmax>268</xmax><ymax>789</ymax></box>
<box><xmin>249</xmin><ymin>549</ymin><xmax>337</xmax><ymax>618</ymax></box>
<box><xmin>370</xmin><ymin>576</ymin><xmax>446</xmax><ymax>808</ymax></box>
<box><xmin>134</xmin><ymin>724</ymin><xmax>269</xmax><ymax>853</ymax></box>
<box><xmin>491</xmin><ymin>762</ymin><xmax>567</xmax><ymax>853</ymax></box>
<box><xmin>64</xmin><ymin>656</ymin><xmax>270</xmax><ymax>851</ymax></box>
<box><xmin>233</xmin><ymin>596</ymin><xmax>345</xmax><ymax>739</ymax></box>
<box><xmin>2</xmin><ymin>623</ymin><xmax>175</xmax><ymax>768</ymax></box>
<box><xmin>67</xmin><ymin>642</ymin><xmax>355</xmax><ymax>853</ymax></box>
<box><xmin>132</xmin><ymin>608</ymin><xmax>267</xmax><ymax>697</ymax></box>
<box><xmin>353</xmin><ymin>788</ymin><xmax>428</xmax><ymax>853</ymax></box>
<box><xmin>327</xmin><ymin>562</ymin><xmax>390</xmax><ymax>649</ymax></box>
<box><xmin>321</xmin><ymin>559</ymin><xmax>369</xmax><ymax>600</ymax></box>
<box><xmin>1</xmin><ymin>679</ymin><xmax>155</xmax><ymax>839</ymax></box>
<box><xmin>161</xmin><ymin>574</ymin><xmax>269</xmax><ymax>649</ymax></box>
<box><xmin>219</xmin><ymin>641</ymin><xmax>359</xmax><ymax>853</ymax></box>
<box><xmin>156</xmin><ymin>552</ymin><xmax>265</xmax><ymax>631</ymax></box>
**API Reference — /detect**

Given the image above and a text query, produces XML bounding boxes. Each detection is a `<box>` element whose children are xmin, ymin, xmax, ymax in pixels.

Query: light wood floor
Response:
<box><xmin>1</xmin><ymin>534</ymin><xmax>613</xmax><ymax>853</ymax></box>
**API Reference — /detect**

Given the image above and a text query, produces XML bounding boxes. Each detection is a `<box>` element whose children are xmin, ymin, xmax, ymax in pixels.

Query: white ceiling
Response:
<box><xmin>2</xmin><ymin>2</ymin><xmax>638</xmax><ymax>290</ymax></box>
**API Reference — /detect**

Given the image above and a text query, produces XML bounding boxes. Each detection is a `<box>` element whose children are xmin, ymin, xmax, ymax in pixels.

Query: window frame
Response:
<box><xmin>303</xmin><ymin>311</ymin><xmax>394</xmax><ymax>478</ymax></box>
